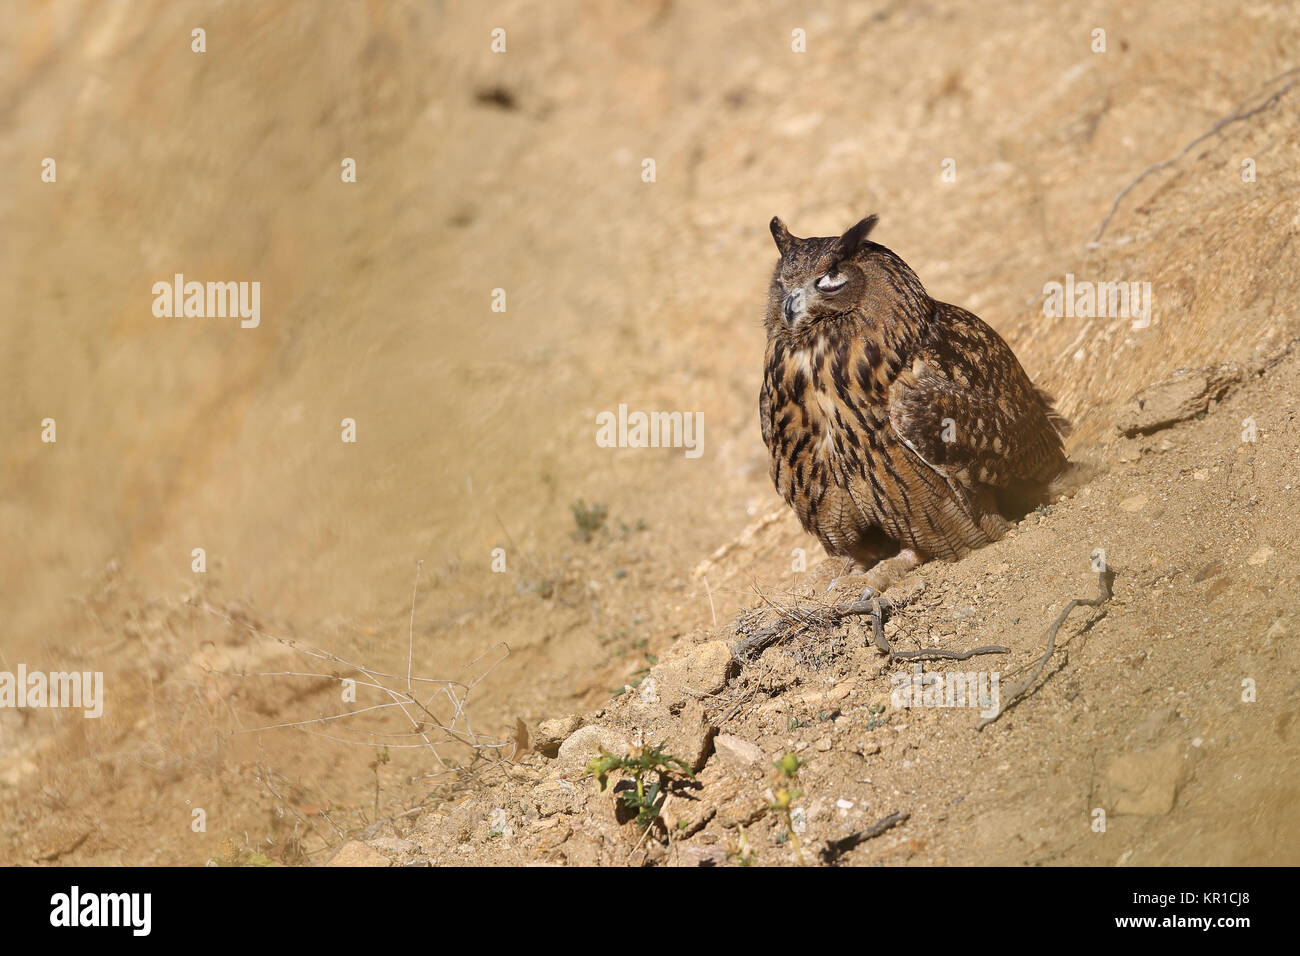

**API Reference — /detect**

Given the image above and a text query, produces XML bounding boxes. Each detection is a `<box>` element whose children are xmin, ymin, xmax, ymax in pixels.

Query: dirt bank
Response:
<box><xmin>1</xmin><ymin>0</ymin><xmax>1296</xmax><ymax>865</ymax></box>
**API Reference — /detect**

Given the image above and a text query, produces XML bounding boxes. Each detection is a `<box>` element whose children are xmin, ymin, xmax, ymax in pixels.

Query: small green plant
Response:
<box><xmin>770</xmin><ymin>753</ymin><xmax>806</xmax><ymax>865</ymax></box>
<box><xmin>586</xmin><ymin>743</ymin><xmax>694</xmax><ymax>832</ymax></box>
<box><xmin>209</xmin><ymin>839</ymin><xmax>279</xmax><ymax>867</ymax></box>
<box><xmin>865</xmin><ymin>702</ymin><xmax>890</xmax><ymax>731</ymax></box>
<box><xmin>571</xmin><ymin>499</ymin><xmax>609</xmax><ymax>541</ymax></box>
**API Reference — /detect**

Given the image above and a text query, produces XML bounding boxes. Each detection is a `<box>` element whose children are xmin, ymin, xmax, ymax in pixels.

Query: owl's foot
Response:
<box><xmin>825</xmin><ymin>574</ymin><xmax>868</xmax><ymax>594</ymax></box>
<box><xmin>840</xmin><ymin>592</ymin><xmax>896</xmax><ymax>655</ymax></box>
<box><xmin>825</xmin><ymin>582</ymin><xmax>879</xmax><ymax>604</ymax></box>
<box><xmin>825</xmin><ymin>549</ymin><xmax>922</xmax><ymax>596</ymax></box>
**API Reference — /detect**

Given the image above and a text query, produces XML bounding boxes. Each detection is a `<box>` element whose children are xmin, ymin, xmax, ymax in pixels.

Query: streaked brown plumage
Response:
<box><xmin>759</xmin><ymin>214</ymin><xmax>1069</xmax><ymax>590</ymax></box>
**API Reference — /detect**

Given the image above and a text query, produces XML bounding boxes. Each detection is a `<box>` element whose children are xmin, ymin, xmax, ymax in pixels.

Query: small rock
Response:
<box><xmin>535</xmin><ymin>715</ymin><xmax>582</xmax><ymax>757</ymax></box>
<box><xmin>713</xmin><ymin>734</ymin><xmax>765</xmax><ymax>769</ymax></box>
<box><xmin>815</xmin><ymin>735</ymin><xmax>833</xmax><ymax>752</ymax></box>
<box><xmin>652</xmin><ymin>640</ymin><xmax>736</xmax><ymax>704</ymax></box>
<box><xmin>1116</xmin><ymin>364</ymin><xmax>1242</xmax><ymax>436</ymax></box>
<box><xmin>488</xmin><ymin>808</ymin><xmax>513</xmax><ymax>838</ymax></box>
<box><xmin>826</xmin><ymin>682</ymin><xmax>853</xmax><ymax>703</ymax></box>
<box><xmin>718</xmin><ymin>795</ymin><xmax>769</xmax><ymax>828</ymax></box>
<box><xmin>684</xmin><ymin>641</ymin><xmax>736</xmax><ymax>695</ymax></box>
<box><xmin>664</xmin><ymin>701</ymin><xmax>717</xmax><ymax>772</ymax></box>
<box><xmin>1248</xmin><ymin>547</ymin><xmax>1274</xmax><ymax>566</ymax></box>
<box><xmin>327</xmin><ymin>841</ymin><xmax>392</xmax><ymax>867</ymax></box>
<box><xmin>637</xmin><ymin>677</ymin><xmax>659</xmax><ymax>704</ymax></box>
<box><xmin>557</xmin><ymin>725</ymin><xmax>631</xmax><ymax>768</ymax></box>
<box><xmin>660</xmin><ymin>791</ymin><xmax>715</xmax><ymax>837</ymax></box>
<box><xmin>1120</xmin><ymin>495</ymin><xmax>1147</xmax><ymax>513</ymax></box>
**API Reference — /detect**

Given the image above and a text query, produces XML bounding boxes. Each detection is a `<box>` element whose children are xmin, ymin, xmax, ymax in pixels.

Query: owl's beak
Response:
<box><xmin>782</xmin><ymin>290</ymin><xmax>803</xmax><ymax>326</ymax></box>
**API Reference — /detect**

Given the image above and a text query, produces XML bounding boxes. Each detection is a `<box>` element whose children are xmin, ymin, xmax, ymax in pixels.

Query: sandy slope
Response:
<box><xmin>0</xmin><ymin>0</ymin><xmax>1296</xmax><ymax>864</ymax></box>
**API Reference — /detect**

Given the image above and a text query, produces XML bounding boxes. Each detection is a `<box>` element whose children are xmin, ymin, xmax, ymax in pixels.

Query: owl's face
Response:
<box><xmin>765</xmin><ymin>214</ymin><xmax>925</xmax><ymax>348</ymax></box>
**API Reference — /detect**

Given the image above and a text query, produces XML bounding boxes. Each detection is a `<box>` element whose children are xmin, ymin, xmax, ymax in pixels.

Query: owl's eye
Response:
<box><xmin>816</xmin><ymin>273</ymin><xmax>847</xmax><ymax>293</ymax></box>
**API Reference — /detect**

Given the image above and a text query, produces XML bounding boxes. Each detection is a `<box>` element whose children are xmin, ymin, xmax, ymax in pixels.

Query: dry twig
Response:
<box><xmin>190</xmin><ymin>563</ymin><xmax>512</xmax><ymax>773</ymax></box>
<box><xmin>1092</xmin><ymin>68</ymin><xmax>1300</xmax><ymax>243</ymax></box>
<box><xmin>733</xmin><ymin>587</ymin><xmax>1005</xmax><ymax>663</ymax></box>
<box><xmin>820</xmin><ymin>810</ymin><xmax>910</xmax><ymax>863</ymax></box>
<box><xmin>974</xmin><ymin>568</ymin><xmax>1116</xmax><ymax>731</ymax></box>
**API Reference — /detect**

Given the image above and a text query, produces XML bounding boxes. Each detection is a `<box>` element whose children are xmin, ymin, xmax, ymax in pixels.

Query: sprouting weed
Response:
<box><xmin>769</xmin><ymin>753</ymin><xmax>806</xmax><ymax>865</ymax></box>
<box><xmin>585</xmin><ymin>743</ymin><xmax>694</xmax><ymax>833</ymax></box>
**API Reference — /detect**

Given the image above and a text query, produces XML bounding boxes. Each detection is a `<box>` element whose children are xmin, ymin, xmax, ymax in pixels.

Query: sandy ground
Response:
<box><xmin>0</xmin><ymin>0</ymin><xmax>1297</xmax><ymax>865</ymax></box>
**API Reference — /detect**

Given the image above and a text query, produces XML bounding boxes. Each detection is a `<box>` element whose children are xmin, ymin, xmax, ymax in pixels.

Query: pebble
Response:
<box><xmin>534</xmin><ymin>715</ymin><xmax>582</xmax><ymax>756</ymax></box>
<box><xmin>1248</xmin><ymin>547</ymin><xmax>1274</xmax><ymax>566</ymax></box>
<box><xmin>557</xmin><ymin>725</ymin><xmax>631</xmax><ymax>767</ymax></box>
<box><xmin>713</xmin><ymin>734</ymin><xmax>765</xmax><ymax>769</ymax></box>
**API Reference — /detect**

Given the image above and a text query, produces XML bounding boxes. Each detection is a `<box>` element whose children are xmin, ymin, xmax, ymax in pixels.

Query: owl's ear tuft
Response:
<box><xmin>770</xmin><ymin>216</ymin><xmax>799</xmax><ymax>256</ymax></box>
<box><xmin>836</xmin><ymin>215</ymin><xmax>879</xmax><ymax>260</ymax></box>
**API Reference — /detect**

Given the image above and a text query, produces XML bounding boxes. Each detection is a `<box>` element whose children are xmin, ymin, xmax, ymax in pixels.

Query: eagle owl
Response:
<box><xmin>759</xmin><ymin>214</ymin><xmax>1069</xmax><ymax>592</ymax></box>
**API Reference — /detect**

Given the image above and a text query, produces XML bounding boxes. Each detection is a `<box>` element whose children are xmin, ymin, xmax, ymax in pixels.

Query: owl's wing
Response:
<box><xmin>887</xmin><ymin>304</ymin><xmax>1067</xmax><ymax>490</ymax></box>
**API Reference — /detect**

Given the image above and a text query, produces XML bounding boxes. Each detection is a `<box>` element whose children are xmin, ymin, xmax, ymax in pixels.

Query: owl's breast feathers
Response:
<box><xmin>760</xmin><ymin>300</ymin><xmax>1068</xmax><ymax>561</ymax></box>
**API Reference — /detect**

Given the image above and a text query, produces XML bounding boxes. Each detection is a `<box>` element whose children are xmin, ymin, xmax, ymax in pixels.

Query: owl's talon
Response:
<box><xmin>825</xmin><ymin>573</ymin><xmax>869</xmax><ymax>594</ymax></box>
